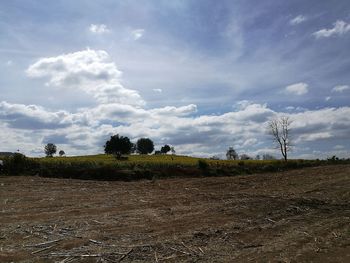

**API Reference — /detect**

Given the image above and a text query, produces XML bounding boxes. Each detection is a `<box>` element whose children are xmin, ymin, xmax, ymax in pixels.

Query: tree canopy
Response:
<box><xmin>137</xmin><ymin>138</ymin><xmax>154</xmax><ymax>154</ymax></box>
<box><xmin>104</xmin><ymin>135</ymin><xmax>132</xmax><ymax>156</ymax></box>
<box><xmin>44</xmin><ymin>143</ymin><xmax>57</xmax><ymax>157</ymax></box>
<box><xmin>161</xmin><ymin>144</ymin><xmax>171</xmax><ymax>154</ymax></box>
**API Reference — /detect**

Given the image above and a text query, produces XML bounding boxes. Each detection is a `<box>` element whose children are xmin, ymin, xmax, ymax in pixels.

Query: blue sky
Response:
<box><xmin>0</xmin><ymin>0</ymin><xmax>349</xmax><ymax>158</ymax></box>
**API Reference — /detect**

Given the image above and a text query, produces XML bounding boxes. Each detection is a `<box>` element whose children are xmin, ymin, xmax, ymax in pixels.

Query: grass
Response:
<box><xmin>1</xmin><ymin>153</ymin><xmax>349</xmax><ymax>181</ymax></box>
<box><xmin>34</xmin><ymin>154</ymin><xmax>282</xmax><ymax>167</ymax></box>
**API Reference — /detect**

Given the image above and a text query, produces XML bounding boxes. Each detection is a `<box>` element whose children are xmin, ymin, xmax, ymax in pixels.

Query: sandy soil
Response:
<box><xmin>0</xmin><ymin>165</ymin><xmax>349</xmax><ymax>262</ymax></box>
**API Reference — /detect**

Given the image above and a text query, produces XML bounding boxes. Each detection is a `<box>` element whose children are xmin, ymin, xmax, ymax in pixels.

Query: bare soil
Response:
<box><xmin>1</xmin><ymin>165</ymin><xmax>350</xmax><ymax>262</ymax></box>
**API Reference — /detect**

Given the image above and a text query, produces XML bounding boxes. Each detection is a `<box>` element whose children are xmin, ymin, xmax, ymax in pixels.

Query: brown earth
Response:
<box><xmin>0</xmin><ymin>165</ymin><xmax>349</xmax><ymax>262</ymax></box>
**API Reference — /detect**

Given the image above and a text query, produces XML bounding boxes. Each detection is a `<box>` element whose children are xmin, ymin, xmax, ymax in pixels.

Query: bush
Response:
<box><xmin>3</xmin><ymin>153</ymin><xmax>39</xmax><ymax>175</ymax></box>
<box><xmin>238</xmin><ymin>161</ymin><xmax>245</xmax><ymax>166</ymax></box>
<box><xmin>198</xmin><ymin>159</ymin><xmax>209</xmax><ymax>170</ymax></box>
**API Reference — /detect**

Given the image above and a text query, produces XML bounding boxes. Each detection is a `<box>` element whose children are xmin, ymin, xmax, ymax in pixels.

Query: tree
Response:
<box><xmin>161</xmin><ymin>144</ymin><xmax>171</xmax><ymax>154</ymax></box>
<box><xmin>268</xmin><ymin>116</ymin><xmax>292</xmax><ymax>161</ymax></box>
<box><xmin>104</xmin><ymin>134</ymin><xmax>132</xmax><ymax>157</ymax></box>
<box><xmin>44</xmin><ymin>143</ymin><xmax>57</xmax><ymax>157</ymax></box>
<box><xmin>170</xmin><ymin>147</ymin><xmax>176</xmax><ymax>155</ymax></box>
<box><xmin>226</xmin><ymin>147</ymin><xmax>238</xmax><ymax>160</ymax></box>
<box><xmin>136</xmin><ymin>138</ymin><xmax>154</xmax><ymax>154</ymax></box>
<box><xmin>59</xmin><ymin>150</ymin><xmax>65</xmax><ymax>157</ymax></box>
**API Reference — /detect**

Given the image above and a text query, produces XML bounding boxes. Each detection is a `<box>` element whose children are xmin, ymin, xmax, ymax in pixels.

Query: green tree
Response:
<box><xmin>44</xmin><ymin>143</ymin><xmax>57</xmax><ymax>157</ymax></box>
<box><xmin>104</xmin><ymin>135</ymin><xmax>132</xmax><ymax>157</ymax></box>
<box><xmin>161</xmin><ymin>144</ymin><xmax>171</xmax><ymax>154</ymax></box>
<box><xmin>137</xmin><ymin>138</ymin><xmax>154</xmax><ymax>154</ymax></box>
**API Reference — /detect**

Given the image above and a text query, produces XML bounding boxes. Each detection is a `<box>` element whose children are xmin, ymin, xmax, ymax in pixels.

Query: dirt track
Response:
<box><xmin>1</xmin><ymin>165</ymin><xmax>350</xmax><ymax>262</ymax></box>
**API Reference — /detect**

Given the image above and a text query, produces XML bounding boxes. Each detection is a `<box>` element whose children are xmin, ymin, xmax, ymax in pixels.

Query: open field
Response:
<box><xmin>1</xmin><ymin>165</ymin><xmax>350</xmax><ymax>262</ymax></box>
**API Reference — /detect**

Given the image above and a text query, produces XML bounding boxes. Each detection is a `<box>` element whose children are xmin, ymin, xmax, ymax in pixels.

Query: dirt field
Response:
<box><xmin>1</xmin><ymin>165</ymin><xmax>349</xmax><ymax>262</ymax></box>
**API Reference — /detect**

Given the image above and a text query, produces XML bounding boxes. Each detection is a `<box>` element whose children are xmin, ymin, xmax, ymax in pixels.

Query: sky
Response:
<box><xmin>0</xmin><ymin>0</ymin><xmax>350</xmax><ymax>159</ymax></box>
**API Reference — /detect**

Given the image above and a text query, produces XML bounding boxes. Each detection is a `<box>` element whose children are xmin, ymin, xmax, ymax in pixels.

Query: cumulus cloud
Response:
<box><xmin>3</xmin><ymin>49</ymin><xmax>350</xmax><ymax>158</ymax></box>
<box><xmin>89</xmin><ymin>24</ymin><xmax>110</xmax><ymax>34</ymax></box>
<box><xmin>289</xmin><ymin>15</ymin><xmax>306</xmax><ymax>25</ymax></box>
<box><xmin>1</xmin><ymin>99</ymin><xmax>350</xmax><ymax>158</ymax></box>
<box><xmin>285</xmin><ymin>82</ymin><xmax>309</xmax><ymax>95</ymax></box>
<box><xmin>332</xmin><ymin>85</ymin><xmax>349</xmax><ymax>93</ymax></box>
<box><xmin>150</xmin><ymin>104</ymin><xmax>197</xmax><ymax>117</ymax></box>
<box><xmin>313</xmin><ymin>20</ymin><xmax>350</xmax><ymax>38</ymax></box>
<box><xmin>292</xmin><ymin>107</ymin><xmax>350</xmax><ymax>142</ymax></box>
<box><xmin>131</xmin><ymin>29</ymin><xmax>145</xmax><ymax>40</ymax></box>
<box><xmin>26</xmin><ymin>49</ymin><xmax>145</xmax><ymax>106</ymax></box>
<box><xmin>153</xmin><ymin>88</ymin><xmax>162</xmax><ymax>93</ymax></box>
<box><xmin>0</xmin><ymin>101</ymin><xmax>73</xmax><ymax>129</ymax></box>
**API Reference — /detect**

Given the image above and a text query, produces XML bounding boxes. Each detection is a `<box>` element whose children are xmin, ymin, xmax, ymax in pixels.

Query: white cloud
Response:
<box><xmin>6</xmin><ymin>60</ymin><xmax>13</xmax><ymax>66</ymax></box>
<box><xmin>131</xmin><ymin>29</ymin><xmax>145</xmax><ymax>40</ymax></box>
<box><xmin>0</xmin><ymin>101</ymin><xmax>74</xmax><ymax>129</ymax></box>
<box><xmin>285</xmin><ymin>82</ymin><xmax>309</xmax><ymax>95</ymax></box>
<box><xmin>89</xmin><ymin>24</ymin><xmax>110</xmax><ymax>34</ymax></box>
<box><xmin>150</xmin><ymin>104</ymin><xmax>197</xmax><ymax>117</ymax></box>
<box><xmin>325</xmin><ymin>96</ymin><xmax>331</xmax><ymax>101</ymax></box>
<box><xmin>332</xmin><ymin>85</ymin><xmax>349</xmax><ymax>93</ymax></box>
<box><xmin>313</xmin><ymin>20</ymin><xmax>350</xmax><ymax>38</ymax></box>
<box><xmin>289</xmin><ymin>15</ymin><xmax>306</xmax><ymax>25</ymax></box>
<box><xmin>1</xmin><ymin>99</ymin><xmax>350</xmax><ymax>158</ymax></box>
<box><xmin>26</xmin><ymin>49</ymin><xmax>145</xmax><ymax>106</ymax></box>
<box><xmin>292</xmin><ymin>107</ymin><xmax>350</xmax><ymax>142</ymax></box>
<box><xmin>153</xmin><ymin>88</ymin><xmax>162</xmax><ymax>93</ymax></box>
<box><xmin>285</xmin><ymin>106</ymin><xmax>306</xmax><ymax>112</ymax></box>
<box><xmin>3</xmin><ymin>49</ymin><xmax>350</xmax><ymax>158</ymax></box>
<box><xmin>333</xmin><ymin>145</ymin><xmax>344</xmax><ymax>150</ymax></box>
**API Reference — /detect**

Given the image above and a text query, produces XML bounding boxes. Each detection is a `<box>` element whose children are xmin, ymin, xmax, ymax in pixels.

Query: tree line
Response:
<box><xmin>104</xmin><ymin>135</ymin><xmax>175</xmax><ymax>158</ymax></box>
<box><xmin>43</xmin><ymin>135</ymin><xmax>175</xmax><ymax>158</ymax></box>
<box><xmin>43</xmin><ymin>116</ymin><xmax>292</xmax><ymax>161</ymax></box>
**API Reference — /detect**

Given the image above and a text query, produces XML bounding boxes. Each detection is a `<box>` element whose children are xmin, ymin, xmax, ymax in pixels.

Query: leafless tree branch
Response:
<box><xmin>268</xmin><ymin>116</ymin><xmax>292</xmax><ymax>161</ymax></box>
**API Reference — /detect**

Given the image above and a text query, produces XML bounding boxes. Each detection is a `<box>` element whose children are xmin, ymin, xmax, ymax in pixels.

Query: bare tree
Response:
<box><xmin>268</xmin><ymin>117</ymin><xmax>292</xmax><ymax>161</ymax></box>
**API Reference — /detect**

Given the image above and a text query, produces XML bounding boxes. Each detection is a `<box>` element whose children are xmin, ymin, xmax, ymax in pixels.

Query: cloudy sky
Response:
<box><xmin>1</xmin><ymin>0</ymin><xmax>350</xmax><ymax>159</ymax></box>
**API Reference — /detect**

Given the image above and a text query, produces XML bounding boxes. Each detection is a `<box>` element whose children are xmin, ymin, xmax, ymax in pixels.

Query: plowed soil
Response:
<box><xmin>1</xmin><ymin>165</ymin><xmax>350</xmax><ymax>262</ymax></box>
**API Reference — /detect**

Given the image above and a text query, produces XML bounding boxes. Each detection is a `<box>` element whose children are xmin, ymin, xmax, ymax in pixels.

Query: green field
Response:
<box><xmin>32</xmin><ymin>154</ymin><xmax>310</xmax><ymax>171</ymax></box>
<box><xmin>34</xmin><ymin>154</ymin><xmax>274</xmax><ymax>167</ymax></box>
<box><xmin>2</xmin><ymin>153</ymin><xmax>340</xmax><ymax>180</ymax></box>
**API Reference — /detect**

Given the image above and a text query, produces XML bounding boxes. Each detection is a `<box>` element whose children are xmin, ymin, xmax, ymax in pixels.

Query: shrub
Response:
<box><xmin>198</xmin><ymin>159</ymin><xmax>209</xmax><ymax>170</ymax></box>
<box><xmin>3</xmin><ymin>153</ymin><xmax>39</xmax><ymax>175</ymax></box>
<box><xmin>238</xmin><ymin>161</ymin><xmax>245</xmax><ymax>166</ymax></box>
